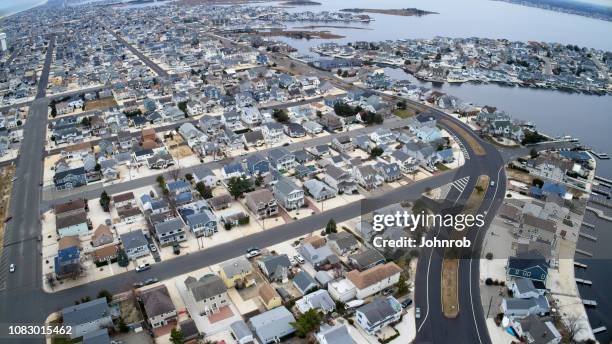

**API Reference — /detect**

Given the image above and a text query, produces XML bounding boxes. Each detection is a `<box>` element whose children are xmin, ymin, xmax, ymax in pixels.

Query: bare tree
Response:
<box><xmin>562</xmin><ymin>314</ymin><xmax>586</xmax><ymax>344</ymax></box>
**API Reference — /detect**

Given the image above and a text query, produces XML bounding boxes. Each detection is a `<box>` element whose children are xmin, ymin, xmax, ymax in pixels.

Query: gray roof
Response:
<box><xmin>317</xmin><ymin>324</ymin><xmax>355</xmax><ymax>344</ymax></box>
<box><xmin>249</xmin><ymin>306</ymin><xmax>296</xmax><ymax>342</ymax></box>
<box><xmin>356</xmin><ymin>297</ymin><xmax>401</xmax><ymax>324</ymax></box>
<box><xmin>140</xmin><ymin>285</ymin><xmax>175</xmax><ymax>317</ymax></box>
<box><xmin>220</xmin><ymin>256</ymin><xmax>252</xmax><ymax>278</ymax></box>
<box><xmin>293</xmin><ymin>271</ymin><xmax>319</xmax><ymax>294</ymax></box>
<box><xmin>82</xmin><ymin>329</ymin><xmax>110</xmax><ymax>344</ymax></box>
<box><xmin>349</xmin><ymin>249</ymin><xmax>385</xmax><ymax>270</ymax></box>
<box><xmin>185</xmin><ymin>274</ymin><xmax>227</xmax><ymax>301</ymax></box>
<box><xmin>274</xmin><ymin>176</ymin><xmax>300</xmax><ymax>196</ymax></box>
<box><xmin>230</xmin><ymin>320</ymin><xmax>253</xmax><ymax>340</ymax></box>
<box><xmin>120</xmin><ymin>230</ymin><xmax>148</xmax><ymax>251</ymax></box>
<box><xmin>327</xmin><ymin>232</ymin><xmax>359</xmax><ymax>251</ymax></box>
<box><xmin>301</xmin><ymin>289</ymin><xmax>335</xmax><ymax>312</ymax></box>
<box><xmin>514</xmin><ymin>278</ymin><xmax>537</xmax><ymax>294</ymax></box>
<box><xmin>154</xmin><ymin>218</ymin><xmax>184</xmax><ymax>235</ymax></box>
<box><xmin>62</xmin><ymin>298</ymin><xmax>110</xmax><ymax>326</ymax></box>
<box><xmin>261</xmin><ymin>254</ymin><xmax>291</xmax><ymax>276</ymax></box>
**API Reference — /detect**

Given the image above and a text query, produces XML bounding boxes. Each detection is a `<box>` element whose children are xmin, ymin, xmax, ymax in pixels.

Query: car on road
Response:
<box><xmin>9</xmin><ymin>264</ymin><xmax>15</xmax><ymax>273</ymax></box>
<box><xmin>11</xmin><ymin>177</ymin><xmax>18</xmax><ymax>182</ymax></box>
<box><xmin>133</xmin><ymin>281</ymin><xmax>144</xmax><ymax>288</ymax></box>
<box><xmin>135</xmin><ymin>263</ymin><xmax>151</xmax><ymax>272</ymax></box>
<box><xmin>4</xmin><ymin>216</ymin><xmax>12</xmax><ymax>223</ymax></box>
<box><xmin>149</xmin><ymin>244</ymin><xmax>157</xmax><ymax>252</ymax></box>
<box><xmin>246</xmin><ymin>249</ymin><xmax>261</xmax><ymax>259</ymax></box>
<box><xmin>145</xmin><ymin>278</ymin><xmax>158</xmax><ymax>285</ymax></box>
<box><xmin>401</xmin><ymin>298</ymin><xmax>413</xmax><ymax>308</ymax></box>
<box><xmin>415</xmin><ymin>307</ymin><xmax>421</xmax><ymax>319</ymax></box>
<box><xmin>490</xmin><ymin>180</ymin><xmax>495</xmax><ymax>187</ymax></box>
<box><xmin>294</xmin><ymin>254</ymin><xmax>305</xmax><ymax>264</ymax></box>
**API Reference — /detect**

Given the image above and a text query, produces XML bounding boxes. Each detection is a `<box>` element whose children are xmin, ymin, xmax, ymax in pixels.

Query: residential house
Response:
<box><xmin>501</xmin><ymin>296</ymin><xmax>550</xmax><ymax>318</ymax></box>
<box><xmin>303</xmin><ymin>179</ymin><xmax>337</xmax><ymax>201</ymax></box>
<box><xmin>296</xmin><ymin>289</ymin><xmax>335</xmax><ymax>314</ymax></box>
<box><xmin>139</xmin><ymin>285</ymin><xmax>177</xmax><ymax>329</ymax></box>
<box><xmin>510</xmin><ymin>278</ymin><xmax>545</xmax><ymax>299</ymax></box>
<box><xmin>262</xmin><ymin>122</ymin><xmax>284</xmax><ymax>144</ymax></box>
<box><xmin>348</xmin><ymin>249</ymin><xmax>386</xmax><ymax>271</ymax></box>
<box><xmin>61</xmin><ymin>298</ymin><xmax>113</xmax><ymax>339</ymax></box>
<box><xmin>506</xmin><ymin>252</ymin><xmax>549</xmax><ymax>284</ymax></box>
<box><xmin>515</xmin><ymin>315</ymin><xmax>562</xmax><ymax>344</ymax></box>
<box><xmin>184</xmin><ymin>274</ymin><xmax>229</xmax><ymax>315</ymax></box>
<box><xmin>324</xmin><ymin>165</ymin><xmax>358</xmax><ymax>194</ymax></box>
<box><xmin>273</xmin><ymin>176</ymin><xmax>304</xmax><ymax>210</ymax></box>
<box><xmin>331</xmin><ymin>136</ymin><xmax>354</xmax><ymax>152</ymax></box>
<box><xmin>259</xmin><ymin>282</ymin><xmax>282</xmax><ymax>310</ymax></box>
<box><xmin>192</xmin><ymin>166</ymin><xmax>218</xmax><ymax>187</ymax></box>
<box><xmin>248</xmin><ymin>306</ymin><xmax>296</xmax><ymax>344</ymax></box>
<box><xmin>240</xmin><ymin>106</ymin><xmax>262</xmax><ymax>128</ymax></box>
<box><xmin>153</xmin><ymin>218</ymin><xmax>187</xmax><ymax>246</ymax></box>
<box><xmin>219</xmin><ymin>256</ymin><xmax>254</xmax><ymax>288</ymax></box>
<box><xmin>355</xmin><ymin>297</ymin><xmax>402</xmax><ymax>335</ymax></box>
<box><xmin>56</xmin><ymin>210</ymin><xmax>90</xmax><ymax>238</ymax></box>
<box><xmin>242</xmin><ymin>129</ymin><xmax>265</xmax><ymax>147</ymax></box>
<box><xmin>327</xmin><ymin>232</ymin><xmax>359</xmax><ymax>256</ymax></box>
<box><xmin>267</xmin><ymin>148</ymin><xmax>296</xmax><ymax>171</ymax></box>
<box><xmin>230</xmin><ymin>320</ymin><xmax>254</xmax><ymax>344</ymax></box>
<box><xmin>54</xmin><ymin>167</ymin><xmax>87</xmax><ymax>190</ymax></box>
<box><xmin>119</xmin><ymin>231</ymin><xmax>149</xmax><ymax>260</ymax></box>
<box><xmin>245</xmin><ymin>153</ymin><xmax>270</xmax><ymax>176</ymax></box>
<box><xmin>298</xmin><ymin>243</ymin><xmax>336</xmax><ymax>268</ymax></box>
<box><xmin>258</xmin><ymin>254</ymin><xmax>292</xmax><ymax>283</ymax></box>
<box><xmin>373</xmin><ymin>162</ymin><xmax>402</xmax><ymax>182</ymax></box>
<box><xmin>184</xmin><ymin>209</ymin><xmax>218</xmax><ymax>237</ymax></box>
<box><xmin>293</xmin><ymin>271</ymin><xmax>319</xmax><ymax>295</ymax></box>
<box><xmin>352</xmin><ymin>165</ymin><xmax>383</xmax><ymax>190</ymax></box>
<box><xmin>316</xmin><ymin>324</ymin><xmax>356</xmax><ymax>344</ymax></box>
<box><xmin>346</xmin><ymin>263</ymin><xmax>402</xmax><ymax>299</ymax></box>
<box><xmin>245</xmin><ymin>189</ymin><xmax>278</xmax><ymax>219</ymax></box>
<box><xmin>223</xmin><ymin>162</ymin><xmax>246</xmax><ymax>180</ymax></box>
<box><xmin>112</xmin><ymin>192</ymin><xmax>136</xmax><ymax>208</ymax></box>
<box><xmin>92</xmin><ymin>224</ymin><xmax>113</xmax><ymax>247</ymax></box>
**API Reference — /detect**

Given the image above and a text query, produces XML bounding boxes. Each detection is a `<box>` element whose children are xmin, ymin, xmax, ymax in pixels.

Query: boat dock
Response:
<box><xmin>575</xmin><ymin>278</ymin><xmax>593</xmax><ymax>285</ymax></box>
<box><xmin>581</xmin><ymin>222</ymin><xmax>595</xmax><ymax>229</ymax></box>
<box><xmin>574</xmin><ymin>262</ymin><xmax>588</xmax><ymax>269</ymax></box>
<box><xmin>575</xmin><ymin>249</ymin><xmax>593</xmax><ymax>257</ymax></box>
<box><xmin>579</xmin><ymin>232</ymin><xmax>597</xmax><ymax>242</ymax></box>
<box><xmin>594</xmin><ymin>175</ymin><xmax>612</xmax><ymax>185</ymax></box>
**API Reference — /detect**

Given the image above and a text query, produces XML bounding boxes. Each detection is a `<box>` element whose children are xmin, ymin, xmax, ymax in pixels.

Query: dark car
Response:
<box><xmin>133</xmin><ymin>281</ymin><xmax>145</xmax><ymax>288</ymax></box>
<box><xmin>145</xmin><ymin>278</ymin><xmax>158</xmax><ymax>285</ymax></box>
<box><xmin>382</xmin><ymin>288</ymin><xmax>394</xmax><ymax>296</ymax></box>
<box><xmin>4</xmin><ymin>216</ymin><xmax>12</xmax><ymax>223</ymax></box>
<box><xmin>401</xmin><ymin>298</ymin><xmax>413</xmax><ymax>308</ymax></box>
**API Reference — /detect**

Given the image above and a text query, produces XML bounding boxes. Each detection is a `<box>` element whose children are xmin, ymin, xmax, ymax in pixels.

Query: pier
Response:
<box><xmin>594</xmin><ymin>175</ymin><xmax>612</xmax><ymax>185</ymax></box>
<box><xmin>586</xmin><ymin>206</ymin><xmax>612</xmax><ymax>221</ymax></box>
<box><xmin>575</xmin><ymin>278</ymin><xmax>592</xmax><ymax>285</ymax></box>
<box><xmin>581</xmin><ymin>222</ymin><xmax>595</xmax><ymax>229</ymax></box>
<box><xmin>574</xmin><ymin>262</ymin><xmax>588</xmax><ymax>269</ymax></box>
<box><xmin>578</xmin><ymin>232</ymin><xmax>597</xmax><ymax>242</ymax></box>
<box><xmin>575</xmin><ymin>249</ymin><xmax>593</xmax><ymax>257</ymax></box>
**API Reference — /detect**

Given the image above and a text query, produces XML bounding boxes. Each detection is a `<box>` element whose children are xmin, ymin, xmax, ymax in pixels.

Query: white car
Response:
<box><xmin>9</xmin><ymin>264</ymin><xmax>15</xmax><ymax>273</ymax></box>
<box><xmin>415</xmin><ymin>307</ymin><xmax>421</xmax><ymax>319</ymax></box>
<box><xmin>149</xmin><ymin>244</ymin><xmax>157</xmax><ymax>252</ymax></box>
<box><xmin>294</xmin><ymin>254</ymin><xmax>305</xmax><ymax>264</ymax></box>
<box><xmin>245</xmin><ymin>249</ymin><xmax>261</xmax><ymax>259</ymax></box>
<box><xmin>490</xmin><ymin>180</ymin><xmax>495</xmax><ymax>187</ymax></box>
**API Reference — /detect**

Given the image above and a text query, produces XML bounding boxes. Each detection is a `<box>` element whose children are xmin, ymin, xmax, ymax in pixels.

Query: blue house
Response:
<box><xmin>246</xmin><ymin>153</ymin><xmax>270</xmax><ymax>176</ymax></box>
<box><xmin>54</xmin><ymin>167</ymin><xmax>87</xmax><ymax>190</ymax></box>
<box><xmin>506</xmin><ymin>252</ymin><xmax>549</xmax><ymax>283</ymax></box>
<box><xmin>55</xmin><ymin>246</ymin><xmax>81</xmax><ymax>279</ymax></box>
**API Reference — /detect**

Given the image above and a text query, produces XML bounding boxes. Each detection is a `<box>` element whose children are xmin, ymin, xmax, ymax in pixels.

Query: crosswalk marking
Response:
<box><xmin>452</xmin><ymin>176</ymin><xmax>470</xmax><ymax>193</ymax></box>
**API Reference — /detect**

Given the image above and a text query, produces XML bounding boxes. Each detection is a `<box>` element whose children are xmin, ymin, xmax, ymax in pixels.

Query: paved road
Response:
<box><xmin>105</xmin><ymin>27</ymin><xmax>169</xmax><ymax>78</ymax></box>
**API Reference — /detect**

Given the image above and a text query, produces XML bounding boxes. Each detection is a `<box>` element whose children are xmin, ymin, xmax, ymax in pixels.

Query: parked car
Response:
<box><xmin>145</xmin><ymin>278</ymin><xmax>158</xmax><ymax>285</ymax></box>
<box><xmin>415</xmin><ymin>307</ymin><xmax>421</xmax><ymax>319</ymax></box>
<box><xmin>133</xmin><ymin>281</ymin><xmax>144</xmax><ymax>288</ymax></box>
<box><xmin>401</xmin><ymin>298</ymin><xmax>413</xmax><ymax>308</ymax></box>
<box><xmin>173</xmin><ymin>244</ymin><xmax>181</xmax><ymax>255</ymax></box>
<box><xmin>135</xmin><ymin>263</ymin><xmax>151</xmax><ymax>272</ymax></box>
<box><xmin>246</xmin><ymin>249</ymin><xmax>261</xmax><ymax>259</ymax></box>
<box><xmin>294</xmin><ymin>254</ymin><xmax>305</xmax><ymax>264</ymax></box>
<box><xmin>149</xmin><ymin>244</ymin><xmax>157</xmax><ymax>252</ymax></box>
<box><xmin>9</xmin><ymin>264</ymin><xmax>15</xmax><ymax>273</ymax></box>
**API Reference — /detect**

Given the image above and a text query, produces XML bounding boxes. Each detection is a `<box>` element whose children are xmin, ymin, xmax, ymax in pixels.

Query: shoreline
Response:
<box><xmin>0</xmin><ymin>0</ymin><xmax>48</xmax><ymax>19</ymax></box>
